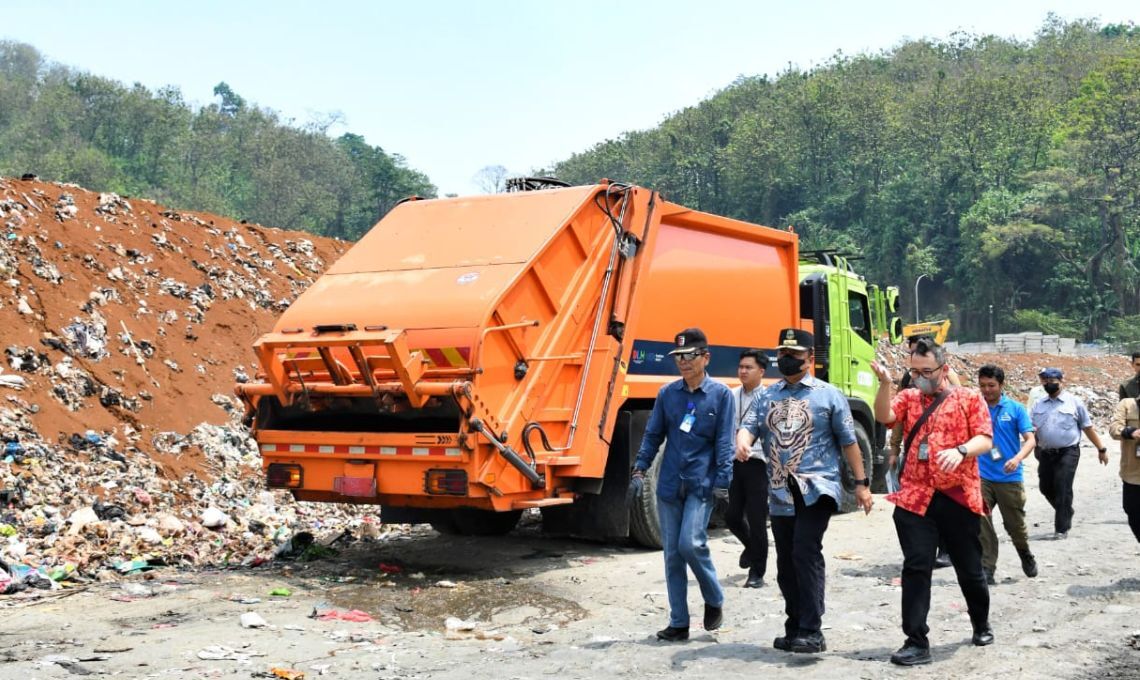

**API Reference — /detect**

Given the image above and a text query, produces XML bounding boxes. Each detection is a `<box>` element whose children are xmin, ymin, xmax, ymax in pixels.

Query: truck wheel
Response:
<box><xmin>838</xmin><ymin>421</ymin><xmax>874</xmax><ymax>514</ymax></box>
<box><xmin>628</xmin><ymin>444</ymin><xmax>663</xmax><ymax>549</ymax></box>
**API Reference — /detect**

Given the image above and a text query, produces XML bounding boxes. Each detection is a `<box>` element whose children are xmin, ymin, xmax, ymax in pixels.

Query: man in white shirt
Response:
<box><xmin>726</xmin><ymin>349</ymin><xmax>769</xmax><ymax>588</ymax></box>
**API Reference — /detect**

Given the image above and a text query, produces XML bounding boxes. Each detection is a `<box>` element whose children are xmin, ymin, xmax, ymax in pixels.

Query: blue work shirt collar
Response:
<box><xmin>775</xmin><ymin>374</ymin><xmax>821</xmax><ymax>390</ymax></box>
<box><xmin>673</xmin><ymin>373</ymin><xmax>715</xmax><ymax>394</ymax></box>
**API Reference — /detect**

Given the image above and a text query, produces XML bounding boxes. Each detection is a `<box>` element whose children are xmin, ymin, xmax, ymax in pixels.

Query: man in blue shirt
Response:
<box><xmin>976</xmin><ymin>364</ymin><xmax>1038</xmax><ymax>585</ymax></box>
<box><xmin>633</xmin><ymin>327</ymin><xmax>734</xmax><ymax>642</ymax></box>
<box><xmin>737</xmin><ymin>328</ymin><xmax>873</xmax><ymax>654</ymax></box>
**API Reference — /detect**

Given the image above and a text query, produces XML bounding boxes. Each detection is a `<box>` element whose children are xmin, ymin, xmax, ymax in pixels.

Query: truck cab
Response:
<box><xmin>798</xmin><ymin>250</ymin><xmax>902</xmax><ymax>494</ymax></box>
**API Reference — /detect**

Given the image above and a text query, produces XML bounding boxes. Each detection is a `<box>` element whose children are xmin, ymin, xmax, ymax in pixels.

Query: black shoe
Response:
<box><xmin>744</xmin><ymin>574</ymin><xmax>765</xmax><ymax>589</ymax></box>
<box><xmin>983</xmin><ymin>568</ymin><xmax>996</xmax><ymax>586</ymax></box>
<box><xmin>1018</xmin><ymin>550</ymin><xmax>1038</xmax><ymax>578</ymax></box>
<box><xmin>773</xmin><ymin>636</ymin><xmax>792</xmax><ymax>651</ymax></box>
<box><xmin>933</xmin><ymin>552</ymin><xmax>952</xmax><ymax>569</ymax></box>
<box><xmin>972</xmin><ymin>625</ymin><xmax>995</xmax><ymax>646</ymax></box>
<box><xmin>738</xmin><ymin>549</ymin><xmax>750</xmax><ymax>569</ymax></box>
<box><xmin>656</xmin><ymin>625</ymin><xmax>689</xmax><ymax>642</ymax></box>
<box><xmin>790</xmin><ymin>630</ymin><xmax>826</xmax><ymax>653</ymax></box>
<box><xmin>890</xmin><ymin>642</ymin><xmax>932</xmax><ymax>666</ymax></box>
<box><xmin>703</xmin><ymin>604</ymin><xmax>723</xmax><ymax>631</ymax></box>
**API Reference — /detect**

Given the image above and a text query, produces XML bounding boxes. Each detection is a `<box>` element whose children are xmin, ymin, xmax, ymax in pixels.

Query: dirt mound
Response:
<box><xmin>0</xmin><ymin>175</ymin><xmax>377</xmax><ymax>589</ymax></box>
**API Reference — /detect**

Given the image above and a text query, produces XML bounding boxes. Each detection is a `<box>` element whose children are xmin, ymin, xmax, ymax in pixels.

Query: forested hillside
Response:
<box><xmin>554</xmin><ymin>18</ymin><xmax>1140</xmax><ymax>343</ymax></box>
<box><xmin>0</xmin><ymin>42</ymin><xmax>435</xmax><ymax>241</ymax></box>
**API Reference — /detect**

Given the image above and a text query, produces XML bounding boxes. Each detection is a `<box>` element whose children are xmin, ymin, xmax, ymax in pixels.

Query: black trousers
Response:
<box><xmin>770</xmin><ymin>480</ymin><xmax>834</xmax><ymax>636</ymax></box>
<box><xmin>893</xmin><ymin>492</ymin><xmax>990</xmax><ymax>648</ymax></box>
<box><xmin>1036</xmin><ymin>445</ymin><xmax>1080</xmax><ymax>534</ymax></box>
<box><xmin>1124</xmin><ymin>482</ymin><xmax>1140</xmax><ymax>543</ymax></box>
<box><xmin>726</xmin><ymin>458</ymin><xmax>769</xmax><ymax>577</ymax></box>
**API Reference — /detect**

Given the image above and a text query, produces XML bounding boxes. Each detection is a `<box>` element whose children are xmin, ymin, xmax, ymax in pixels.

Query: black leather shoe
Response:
<box><xmin>1019</xmin><ymin>549</ymin><xmax>1038</xmax><ymax>578</ymax></box>
<box><xmin>790</xmin><ymin>630</ymin><xmax>826</xmax><ymax>653</ymax></box>
<box><xmin>984</xmin><ymin>568</ymin><xmax>996</xmax><ymax>586</ymax></box>
<box><xmin>703</xmin><ymin>604</ymin><xmax>723</xmax><ymax>631</ymax></box>
<box><xmin>890</xmin><ymin>643</ymin><xmax>932</xmax><ymax>666</ymax></box>
<box><xmin>972</xmin><ymin>625</ymin><xmax>995</xmax><ymax>646</ymax></box>
<box><xmin>933</xmin><ymin>552</ymin><xmax>952</xmax><ymax>569</ymax></box>
<box><xmin>656</xmin><ymin>625</ymin><xmax>689</xmax><ymax>641</ymax></box>
<box><xmin>744</xmin><ymin>568</ymin><xmax>765</xmax><ymax>588</ymax></box>
<box><xmin>773</xmin><ymin>636</ymin><xmax>792</xmax><ymax>651</ymax></box>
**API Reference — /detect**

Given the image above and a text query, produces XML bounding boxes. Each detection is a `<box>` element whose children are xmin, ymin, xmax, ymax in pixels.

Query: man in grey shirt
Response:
<box><xmin>1030</xmin><ymin>368</ymin><xmax>1109</xmax><ymax>539</ymax></box>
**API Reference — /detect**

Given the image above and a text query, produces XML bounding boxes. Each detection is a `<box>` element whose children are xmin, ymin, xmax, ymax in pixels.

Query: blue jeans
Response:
<box><xmin>658</xmin><ymin>490</ymin><xmax>724</xmax><ymax>627</ymax></box>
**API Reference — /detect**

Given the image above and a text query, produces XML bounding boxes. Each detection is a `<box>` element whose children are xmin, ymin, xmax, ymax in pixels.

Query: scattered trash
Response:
<box><xmin>445</xmin><ymin>617</ymin><xmax>479</xmax><ymax>632</ymax></box>
<box><xmin>312</xmin><ymin>608</ymin><xmax>373</xmax><ymax>623</ymax></box>
<box><xmin>378</xmin><ymin>562</ymin><xmax>403</xmax><ymax>574</ymax></box>
<box><xmin>435</xmin><ymin>579</ymin><xmax>459</xmax><ymax>588</ymax></box>
<box><xmin>270</xmin><ymin>668</ymin><xmax>306</xmax><ymax>680</ymax></box>
<box><xmin>269</xmin><ymin>587</ymin><xmax>292</xmax><ymax>597</ymax></box>
<box><xmin>240</xmin><ymin>612</ymin><xmax>268</xmax><ymax>628</ymax></box>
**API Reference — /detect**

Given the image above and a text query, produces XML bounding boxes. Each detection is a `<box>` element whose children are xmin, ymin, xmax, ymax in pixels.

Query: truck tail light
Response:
<box><xmin>425</xmin><ymin>469</ymin><xmax>467</xmax><ymax>495</ymax></box>
<box><xmin>267</xmin><ymin>463</ymin><xmax>303</xmax><ymax>488</ymax></box>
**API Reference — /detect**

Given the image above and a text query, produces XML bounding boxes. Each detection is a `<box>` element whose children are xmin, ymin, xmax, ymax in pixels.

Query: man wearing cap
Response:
<box><xmin>633</xmin><ymin>328</ymin><xmax>735</xmax><ymax>642</ymax></box>
<box><xmin>1031</xmin><ymin>367</ymin><xmax>1108</xmax><ymax>540</ymax></box>
<box><xmin>871</xmin><ymin>338</ymin><xmax>994</xmax><ymax>666</ymax></box>
<box><xmin>737</xmin><ymin>328</ymin><xmax>873</xmax><ymax>654</ymax></box>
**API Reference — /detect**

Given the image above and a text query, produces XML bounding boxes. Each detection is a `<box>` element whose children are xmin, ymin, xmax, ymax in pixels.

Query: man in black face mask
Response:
<box><xmin>737</xmin><ymin>328</ymin><xmax>872</xmax><ymax>654</ymax></box>
<box><xmin>1030</xmin><ymin>368</ymin><xmax>1108</xmax><ymax>539</ymax></box>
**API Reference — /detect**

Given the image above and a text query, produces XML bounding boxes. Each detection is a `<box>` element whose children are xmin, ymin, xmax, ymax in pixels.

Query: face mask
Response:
<box><xmin>1044</xmin><ymin>382</ymin><xmax>1060</xmax><ymax>395</ymax></box>
<box><xmin>914</xmin><ymin>375</ymin><xmax>940</xmax><ymax>396</ymax></box>
<box><xmin>777</xmin><ymin>355</ymin><xmax>805</xmax><ymax>376</ymax></box>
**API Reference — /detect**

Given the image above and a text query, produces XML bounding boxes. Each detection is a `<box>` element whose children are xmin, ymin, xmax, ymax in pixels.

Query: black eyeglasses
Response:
<box><xmin>907</xmin><ymin>364</ymin><xmax>944</xmax><ymax>379</ymax></box>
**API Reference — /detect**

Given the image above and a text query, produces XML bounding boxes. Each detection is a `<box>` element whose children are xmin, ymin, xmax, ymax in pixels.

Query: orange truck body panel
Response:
<box><xmin>238</xmin><ymin>183</ymin><xmax>798</xmax><ymax>514</ymax></box>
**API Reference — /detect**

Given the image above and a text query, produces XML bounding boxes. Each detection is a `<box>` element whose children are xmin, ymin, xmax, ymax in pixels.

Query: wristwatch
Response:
<box><xmin>957</xmin><ymin>444</ymin><xmax>969</xmax><ymax>457</ymax></box>
<box><xmin>1098</xmin><ymin>447</ymin><xmax>1107</xmax><ymax>454</ymax></box>
<box><xmin>854</xmin><ymin>478</ymin><xmax>870</xmax><ymax>487</ymax></box>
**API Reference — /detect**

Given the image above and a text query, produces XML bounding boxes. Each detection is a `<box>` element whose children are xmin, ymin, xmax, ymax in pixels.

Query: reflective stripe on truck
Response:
<box><xmin>260</xmin><ymin>443</ymin><xmax>462</xmax><ymax>457</ymax></box>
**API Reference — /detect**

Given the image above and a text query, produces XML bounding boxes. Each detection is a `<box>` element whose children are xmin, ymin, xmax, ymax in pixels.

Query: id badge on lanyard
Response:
<box><xmin>680</xmin><ymin>401</ymin><xmax>696</xmax><ymax>433</ymax></box>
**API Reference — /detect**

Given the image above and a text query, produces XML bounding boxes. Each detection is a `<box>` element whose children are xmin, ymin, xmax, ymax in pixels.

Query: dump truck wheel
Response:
<box><xmin>433</xmin><ymin>509</ymin><xmax>521</xmax><ymax>536</ymax></box>
<box><xmin>628</xmin><ymin>444</ymin><xmax>663</xmax><ymax>549</ymax></box>
<box><xmin>839</xmin><ymin>421</ymin><xmax>874</xmax><ymax>514</ymax></box>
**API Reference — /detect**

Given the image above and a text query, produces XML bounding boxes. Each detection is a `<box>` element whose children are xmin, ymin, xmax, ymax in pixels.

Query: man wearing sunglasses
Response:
<box><xmin>737</xmin><ymin>328</ymin><xmax>872</xmax><ymax>655</ymax></box>
<box><xmin>633</xmin><ymin>328</ymin><xmax>735</xmax><ymax>642</ymax></box>
<box><xmin>871</xmin><ymin>338</ymin><xmax>994</xmax><ymax>666</ymax></box>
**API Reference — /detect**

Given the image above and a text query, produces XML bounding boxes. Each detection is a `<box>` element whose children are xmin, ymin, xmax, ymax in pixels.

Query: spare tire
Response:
<box><xmin>628</xmin><ymin>443</ymin><xmax>664</xmax><ymax>549</ymax></box>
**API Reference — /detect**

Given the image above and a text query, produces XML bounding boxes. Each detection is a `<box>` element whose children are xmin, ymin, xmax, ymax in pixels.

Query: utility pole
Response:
<box><xmin>988</xmin><ymin>304</ymin><xmax>994</xmax><ymax>340</ymax></box>
<box><xmin>915</xmin><ymin>274</ymin><xmax>931</xmax><ymax>322</ymax></box>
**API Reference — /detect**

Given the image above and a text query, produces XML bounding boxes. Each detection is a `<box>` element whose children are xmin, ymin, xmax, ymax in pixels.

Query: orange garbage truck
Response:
<box><xmin>236</xmin><ymin>180</ymin><xmax>896</xmax><ymax>547</ymax></box>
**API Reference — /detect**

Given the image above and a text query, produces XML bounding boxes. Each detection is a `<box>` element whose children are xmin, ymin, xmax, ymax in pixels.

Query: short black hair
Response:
<box><xmin>739</xmin><ymin>348</ymin><xmax>766</xmax><ymax>366</ymax></box>
<box><xmin>978</xmin><ymin>364</ymin><xmax>1005</xmax><ymax>384</ymax></box>
<box><xmin>1132</xmin><ymin>351</ymin><xmax>1140</xmax><ymax>361</ymax></box>
<box><xmin>911</xmin><ymin>337</ymin><xmax>946</xmax><ymax>365</ymax></box>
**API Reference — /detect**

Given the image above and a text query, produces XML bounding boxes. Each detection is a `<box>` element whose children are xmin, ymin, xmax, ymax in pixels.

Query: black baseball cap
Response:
<box><xmin>668</xmin><ymin>327</ymin><xmax>709</xmax><ymax>355</ymax></box>
<box><xmin>777</xmin><ymin>328</ymin><xmax>814</xmax><ymax>351</ymax></box>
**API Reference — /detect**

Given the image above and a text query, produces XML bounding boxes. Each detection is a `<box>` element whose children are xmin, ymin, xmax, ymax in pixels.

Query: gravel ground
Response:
<box><xmin>3</xmin><ymin>439</ymin><xmax>1140</xmax><ymax>680</ymax></box>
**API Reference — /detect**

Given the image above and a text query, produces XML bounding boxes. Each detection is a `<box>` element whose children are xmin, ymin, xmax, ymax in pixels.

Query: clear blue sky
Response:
<box><xmin>2</xmin><ymin>1</ymin><xmax>1136</xmax><ymax>196</ymax></box>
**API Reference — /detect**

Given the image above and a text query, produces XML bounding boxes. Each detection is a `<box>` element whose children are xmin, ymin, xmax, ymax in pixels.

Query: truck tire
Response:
<box><xmin>838</xmin><ymin>421</ymin><xmax>874</xmax><ymax>514</ymax></box>
<box><xmin>431</xmin><ymin>509</ymin><xmax>521</xmax><ymax>536</ymax></box>
<box><xmin>628</xmin><ymin>444</ymin><xmax>664</xmax><ymax>549</ymax></box>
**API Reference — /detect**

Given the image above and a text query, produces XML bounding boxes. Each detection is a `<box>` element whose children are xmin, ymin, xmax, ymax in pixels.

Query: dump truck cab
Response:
<box><xmin>799</xmin><ymin>250</ymin><xmax>902</xmax><ymax>492</ymax></box>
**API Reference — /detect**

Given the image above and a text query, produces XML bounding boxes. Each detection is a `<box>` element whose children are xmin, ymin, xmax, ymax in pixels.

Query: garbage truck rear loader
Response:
<box><xmin>238</xmin><ymin>181</ymin><xmax>811</xmax><ymax>547</ymax></box>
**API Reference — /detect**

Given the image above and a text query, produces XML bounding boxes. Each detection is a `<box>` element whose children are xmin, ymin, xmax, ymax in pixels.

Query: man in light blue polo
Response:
<box><xmin>976</xmin><ymin>364</ymin><xmax>1037</xmax><ymax>584</ymax></box>
<box><xmin>737</xmin><ymin>328</ymin><xmax>872</xmax><ymax>654</ymax></box>
<box><xmin>633</xmin><ymin>327</ymin><xmax>734</xmax><ymax>642</ymax></box>
<box><xmin>1030</xmin><ymin>367</ymin><xmax>1109</xmax><ymax>539</ymax></box>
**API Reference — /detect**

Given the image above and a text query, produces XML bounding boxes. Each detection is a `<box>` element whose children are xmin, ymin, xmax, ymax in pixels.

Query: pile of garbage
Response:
<box><xmin>877</xmin><ymin>340</ymin><xmax>1129</xmax><ymax>424</ymax></box>
<box><xmin>0</xmin><ymin>175</ymin><xmax>385</xmax><ymax>594</ymax></box>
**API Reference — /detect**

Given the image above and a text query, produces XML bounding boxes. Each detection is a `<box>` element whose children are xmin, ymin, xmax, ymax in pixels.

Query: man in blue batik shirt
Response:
<box><xmin>737</xmin><ymin>328</ymin><xmax>872</xmax><ymax>654</ymax></box>
<box><xmin>634</xmin><ymin>327</ymin><xmax>735</xmax><ymax>642</ymax></box>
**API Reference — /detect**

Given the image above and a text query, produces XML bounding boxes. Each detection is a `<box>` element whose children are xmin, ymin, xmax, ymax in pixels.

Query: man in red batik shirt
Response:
<box><xmin>871</xmin><ymin>338</ymin><xmax>994</xmax><ymax>667</ymax></box>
